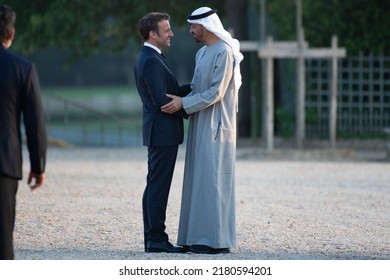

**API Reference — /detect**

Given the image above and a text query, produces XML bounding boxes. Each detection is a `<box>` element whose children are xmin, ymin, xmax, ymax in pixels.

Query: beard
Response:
<box><xmin>191</xmin><ymin>33</ymin><xmax>201</xmax><ymax>43</ymax></box>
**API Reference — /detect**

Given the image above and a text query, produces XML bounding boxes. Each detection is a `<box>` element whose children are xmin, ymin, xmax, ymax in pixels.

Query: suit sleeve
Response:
<box><xmin>22</xmin><ymin>64</ymin><xmax>47</xmax><ymax>174</ymax></box>
<box><xmin>179</xmin><ymin>84</ymin><xmax>192</xmax><ymax>97</ymax></box>
<box><xmin>174</xmin><ymin>84</ymin><xmax>191</xmax><ymax>119</ymax></box>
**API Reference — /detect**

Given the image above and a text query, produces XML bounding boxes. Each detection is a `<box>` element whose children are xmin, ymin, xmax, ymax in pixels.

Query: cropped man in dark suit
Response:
<box><xmin>134</xmin><ymin>12</ymin><xmax>190</xmax><ymax>253</ymax></box>
<box><xmin>0</xmin><ymin>4</ymin><xmax>47</xmax><ymax>260</ymax></box>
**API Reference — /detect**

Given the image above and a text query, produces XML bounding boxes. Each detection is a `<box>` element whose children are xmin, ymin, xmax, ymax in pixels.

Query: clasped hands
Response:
<box><xmin>161</xmin><ymin>94</ymin><xmax>183</xmax><ymax>114</ymax></box>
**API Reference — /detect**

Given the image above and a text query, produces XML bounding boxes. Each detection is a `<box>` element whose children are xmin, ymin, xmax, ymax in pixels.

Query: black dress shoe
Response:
<box><xmin>146</xmin><ymin>241</ymin><xmax>187</xmax><ymax>253</ymax></box>
<box><xmin>190</xmin><ymin>245</ymin><xmax>230</xmax><ymax>254</ymax></box>
<box><xmin>182</xmin><ymin>245</ymin><xmax>191</xmax><ymax>253</ymax></box>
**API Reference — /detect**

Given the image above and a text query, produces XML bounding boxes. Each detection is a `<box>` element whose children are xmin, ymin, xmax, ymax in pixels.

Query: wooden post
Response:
<box><xmin>265</xmin><ymin>37</ymin><xmax>274</xmax><ymax>150</ymax></box>
<box><xmin>295</xmin><ymin>0</ymin><xmax>305</xmax><ymax>149</ymax></box>
<box><xmin>239</xmin><ymin>0</ymin><xmax>346</xmax><ymax>151</ymax></box>
<box><xmin>296</xmin><ymin>52</ymin><xmax>305</xmax><ymax>149</ymax></box>
<box><xmin>242</xmin><ymin>38</ymin><xmax>345</xmax><ymax>150</ymax></box>
<box><xmin>329</xmin><ymin>36</ymin><xmax>339</xmax><ymax>148</ymax></box>
<box><xmin>260</xmin><ymin>0</ymin><xmax>269</xmax><ymax>149</ymax></box>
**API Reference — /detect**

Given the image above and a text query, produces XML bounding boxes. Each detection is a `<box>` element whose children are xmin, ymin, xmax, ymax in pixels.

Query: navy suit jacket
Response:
<box><xmin>134</xmin><ymin>46</ymin><xmax>190</xmax><ymax>147</ymax></box>
<box><xmin>0</xmin><ymin>45</ymin><xmax>47</xmax><ymax>179</ymax></box>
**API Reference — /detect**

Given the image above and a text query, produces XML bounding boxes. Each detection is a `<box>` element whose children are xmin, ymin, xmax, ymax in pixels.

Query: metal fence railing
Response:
<box><xmin>306</xmin><ymin>54</ymin><xmax>390</xmax><ymax>138</ymax></box>
<box><xmin>43</xmin><ymin>94</ymin><xmax>142</xmax><ymax>147</ymax></box>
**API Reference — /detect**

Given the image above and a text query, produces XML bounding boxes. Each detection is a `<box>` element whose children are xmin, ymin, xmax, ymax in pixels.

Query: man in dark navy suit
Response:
<box><xmin>0</xmin><ymin>4</ymin><xmax>47</xmax><ymax>260</ymax></box>
<box><xmin>134</xmin><ymin>12</ymin><xmax>190</xmax><ymax>253</ymax></box>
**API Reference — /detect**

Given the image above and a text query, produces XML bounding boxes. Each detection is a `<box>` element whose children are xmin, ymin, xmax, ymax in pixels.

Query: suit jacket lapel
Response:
<box><xmin>141</xmin><ymin>46</ymin><xmax>176</xmax><ymax>80</ymax></box>
<box><xmin>158</xmin><ymin>53</ymin><xmax>176</xmax><ymax>77</ymax></box>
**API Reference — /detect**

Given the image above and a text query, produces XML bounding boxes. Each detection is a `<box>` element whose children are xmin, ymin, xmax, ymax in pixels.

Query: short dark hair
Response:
<box><xmin>138</xmin><ymin>12</ymin><xmax>170</xmax><ymax>41</ymax></box>
<box><xmin>0</xmin><ymin>4</ymin><xmax>16</xmax><ymax>43</ymax></box>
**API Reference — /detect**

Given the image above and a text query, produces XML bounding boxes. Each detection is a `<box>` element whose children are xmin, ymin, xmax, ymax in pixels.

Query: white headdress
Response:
<box><xmin>188</xmin><ymin>7</ymin><xmax>244</xmax><ymax>109</ymax></box>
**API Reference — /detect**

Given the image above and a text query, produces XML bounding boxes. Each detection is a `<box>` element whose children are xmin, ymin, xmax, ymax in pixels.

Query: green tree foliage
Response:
<box><xmin>266</xmin><ymin>0</ymin><xmax>390</xmax><ymax>55</ymax></box>
<box><xmin>4</xmin><ymin>0</ymin><xmax>224</xmax><ymax>56</ymax></box>
<box><xmin>4</xmin><ymin>0</ymin><xmax>389</xmax><ymax>56</ymax></box>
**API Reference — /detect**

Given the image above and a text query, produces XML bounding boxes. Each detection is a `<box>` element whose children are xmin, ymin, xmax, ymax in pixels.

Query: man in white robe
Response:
<box><xmin>161</xmin><ymin>7</ymin><xmax>243</xmax><ymax>254</ymax></box>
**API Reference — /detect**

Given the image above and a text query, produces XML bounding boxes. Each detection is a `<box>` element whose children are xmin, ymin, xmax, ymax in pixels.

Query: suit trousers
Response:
<box><xmin>142</xmin><ymin>145</ymin><xmax>179</xmax><ymax>248</ymax></box>
<box><xmin>0</xmin><ymin>176</ymin><xmax>18</xmax><ymax>260</ymax></box>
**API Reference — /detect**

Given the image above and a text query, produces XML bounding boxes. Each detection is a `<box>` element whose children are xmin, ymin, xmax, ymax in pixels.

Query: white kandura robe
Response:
<box><xmin>177</xmin><ymin>40</ymin><xmax>237</xmax><ymax>249</ymax></box>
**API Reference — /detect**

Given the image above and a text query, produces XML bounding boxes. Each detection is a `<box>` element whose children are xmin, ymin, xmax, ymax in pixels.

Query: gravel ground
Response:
<box><xmin>14</xmin><ymin>142</ymin><xmax>390</xmax><ymax>260</ymax></box>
